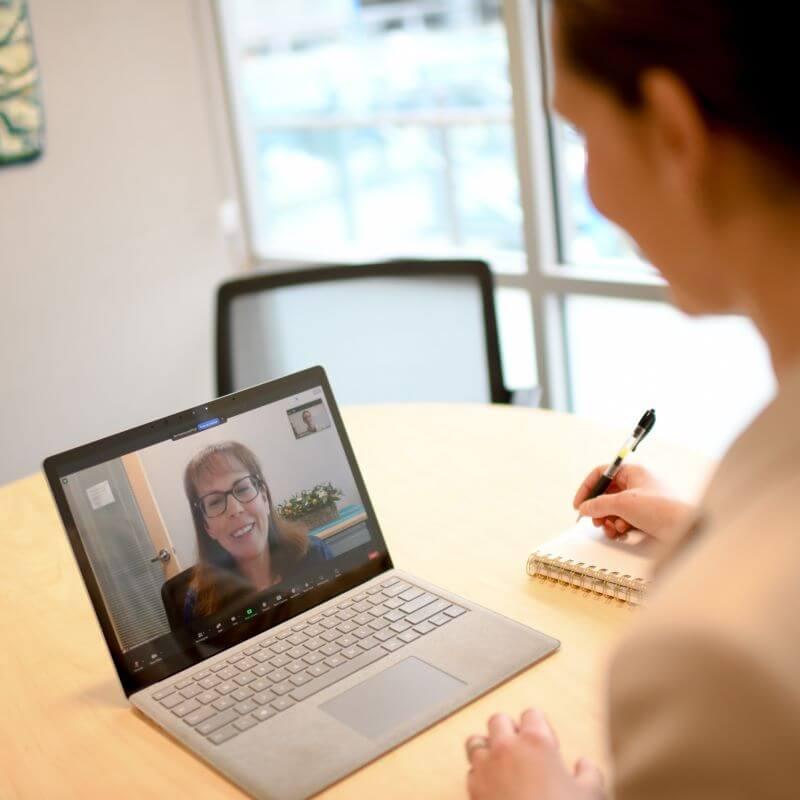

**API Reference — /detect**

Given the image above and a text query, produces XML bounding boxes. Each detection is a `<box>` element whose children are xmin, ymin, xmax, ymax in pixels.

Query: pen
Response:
<box><xmin>576</xmin><ymin>409</ymin><xmax>656</xmax><ymax>522</ymax></box>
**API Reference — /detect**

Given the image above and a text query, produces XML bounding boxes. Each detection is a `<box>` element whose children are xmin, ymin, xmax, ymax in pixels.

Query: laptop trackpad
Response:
<box><xmin>320</xmin><ymin>657</ymin><xmax>466</xmax><ymax>739</ymax></box>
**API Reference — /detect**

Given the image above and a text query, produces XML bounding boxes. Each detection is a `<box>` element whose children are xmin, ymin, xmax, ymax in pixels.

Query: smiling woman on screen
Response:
<box><xmin>182</xmin><ymin>441</ymin><xmax>332</xmax><ymax>623</ymax></box>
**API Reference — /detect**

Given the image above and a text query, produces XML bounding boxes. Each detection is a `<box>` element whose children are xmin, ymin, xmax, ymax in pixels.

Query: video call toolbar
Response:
<box><xmin>125</xmin><ymin>563</ymin><xmax>350</xmax><ymax>674</ymax></box>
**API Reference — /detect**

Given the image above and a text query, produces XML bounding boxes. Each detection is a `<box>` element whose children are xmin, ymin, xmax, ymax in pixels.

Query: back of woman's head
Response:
<box><xmin>553</xmin><ymin>1</ymin><xmax>800</xmax><ymax>182</ymax></box>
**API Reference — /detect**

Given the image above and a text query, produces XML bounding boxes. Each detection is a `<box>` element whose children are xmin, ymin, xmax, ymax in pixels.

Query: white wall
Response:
<box><xmin>0</xmin><ymin>0</ymin><xmax>237</xmax><ymax>484</ymax></box>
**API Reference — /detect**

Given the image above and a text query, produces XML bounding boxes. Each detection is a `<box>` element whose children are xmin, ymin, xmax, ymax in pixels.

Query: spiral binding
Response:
<box><xmin>526</xmin><ymin>552</ymin><xmax>647</xmax><ymax>605</ymax></box>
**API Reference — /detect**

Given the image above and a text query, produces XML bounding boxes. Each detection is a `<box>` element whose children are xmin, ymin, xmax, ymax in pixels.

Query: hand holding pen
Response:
<box><xmin>571</xmin><ymin>409</ymin><xmax>693</xmax><ymax>542</ymax></box>
<box><xmin>572</xmin><ymin>410</ymin><xmax>693</xmax><ymax>540</ymax></box>
<box><xmin>576</xmin><ymin>409</ymin><xmax>656</xmax><ymax>522</ymax></box>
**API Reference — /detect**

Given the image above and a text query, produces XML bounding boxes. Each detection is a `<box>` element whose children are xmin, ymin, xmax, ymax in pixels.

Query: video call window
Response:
<box><xmin>60</xmin><ymin>388</ymin><xmax>372</xmax><ymax>657</ymax></box>
<box><xmin>287</xmin><ymin>399</ymin><xmax>331</xmax><ymax>439</ymax></box>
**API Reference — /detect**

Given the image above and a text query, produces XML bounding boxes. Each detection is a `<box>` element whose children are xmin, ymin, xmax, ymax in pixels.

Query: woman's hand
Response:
<box><xmin>573</xmin><ymin>463</ymin><xmax>694</xmax><ymax>542</ymax></box>
<box><xmin>465</xmin><ymin>709</ymin><xmax>606</xmax><ymax>800</ymax></box>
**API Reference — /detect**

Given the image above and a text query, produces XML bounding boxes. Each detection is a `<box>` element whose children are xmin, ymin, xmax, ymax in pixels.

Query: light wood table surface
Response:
<box><xmin>0</xmin><ymin>405</ymin><xmax>713</xmax><ymax>799</ymax></box>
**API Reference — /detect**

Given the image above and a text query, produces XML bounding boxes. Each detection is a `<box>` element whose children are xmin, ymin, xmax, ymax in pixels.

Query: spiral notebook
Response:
<box><xmin>527</xmin><ymin>520</ymin><xmax>656</xmax><ymax>605</ymax></box>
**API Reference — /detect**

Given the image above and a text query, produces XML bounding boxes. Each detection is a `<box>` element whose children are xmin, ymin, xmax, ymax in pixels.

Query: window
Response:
<box><xmin>217</xmin><ymin>0</ymin><xmax>775</xmax><ymax>456</ymax></box>
<box><xmin>219</xmin><ymin>0</ymin><xmax>524</xmax><ymax>268</ymax></box>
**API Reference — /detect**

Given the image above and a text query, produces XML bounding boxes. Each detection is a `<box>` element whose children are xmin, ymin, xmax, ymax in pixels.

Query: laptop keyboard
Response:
<box><xmin>151</xmin><ymin>577</ymin><xmax>468</xmax><ymax>746</ymax></box>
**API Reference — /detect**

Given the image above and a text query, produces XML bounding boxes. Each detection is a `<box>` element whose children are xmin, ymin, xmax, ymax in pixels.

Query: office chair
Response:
<box><xmin>161</xmin><ymin>566</ymin><xmax>196</xmax><ymax>632</ymax></box>
<box><xmin>216</xmin><ymin>260</ymin><xmax>539</xmax><ymax>406</ymax></box>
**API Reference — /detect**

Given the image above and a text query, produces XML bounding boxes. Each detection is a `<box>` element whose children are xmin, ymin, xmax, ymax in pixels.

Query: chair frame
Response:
<box><xmin>216</xmin><ymin>259</ymin><xmax>511</xmax><ymax>403</ymax></box>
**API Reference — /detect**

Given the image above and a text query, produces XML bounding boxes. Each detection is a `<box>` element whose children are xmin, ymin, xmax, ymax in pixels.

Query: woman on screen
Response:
<box><xmin>181</xmin><ymin>441</ymin><xmax>333</xmax><ymax>623</ymax></box>
<box><xmin>301</xmin><ymin>409</ymin><xmax>317</xmax><ymax>434</ymax></box>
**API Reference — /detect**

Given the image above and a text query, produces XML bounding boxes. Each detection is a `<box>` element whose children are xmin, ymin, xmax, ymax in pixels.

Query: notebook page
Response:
<box><xmin>535</xmin><ymin>519</ymin><xmax>657</xmax><ymax>582</ymax></box>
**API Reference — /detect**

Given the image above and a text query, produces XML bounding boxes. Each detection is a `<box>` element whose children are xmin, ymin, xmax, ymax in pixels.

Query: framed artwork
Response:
<box><xmin>0</xmin><ymin>0</ymin><xmax>44</xmax><ymax>166</ymax></box>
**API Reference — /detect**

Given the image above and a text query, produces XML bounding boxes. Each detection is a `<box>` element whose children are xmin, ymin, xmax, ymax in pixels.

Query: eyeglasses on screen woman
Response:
<box><xmin>195</xmin><ymin>475</ymin><xmax>264</xmax><ymax>518</ymax></box>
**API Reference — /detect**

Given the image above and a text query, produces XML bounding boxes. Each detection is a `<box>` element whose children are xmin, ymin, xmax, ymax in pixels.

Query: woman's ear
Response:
<box><xmin>639</xmin><ymin>68</ymin><xmax>711</xmax><ymax>193</ymax></box>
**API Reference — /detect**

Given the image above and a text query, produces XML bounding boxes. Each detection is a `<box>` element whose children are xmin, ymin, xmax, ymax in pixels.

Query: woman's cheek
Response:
<box><xmin>583</xmin><ymin>145</ymin><xmax>612</xmax><ymax>216</ymax></box>
<box><xmin>585</xmin><ymin>148</ymin><xmax>625</xmax><ymax>224</ymax></box>
<box><xmin>585</xmin><ymin>129</ymin><xmax>652</xmax><ymax>232</ymax></box>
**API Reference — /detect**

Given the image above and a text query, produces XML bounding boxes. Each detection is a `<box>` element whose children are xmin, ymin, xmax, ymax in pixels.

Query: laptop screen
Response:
<box><xmin>45</xmin><ymin>369</ymin><xmax>391</xmax><ymax>695</ymax></box>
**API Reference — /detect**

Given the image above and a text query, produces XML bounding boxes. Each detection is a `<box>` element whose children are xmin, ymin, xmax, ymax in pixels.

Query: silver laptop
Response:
<box><xmin>44</xmin><ymin>366</ymin><xmax>558</xmax><ymax>800</ymax></box>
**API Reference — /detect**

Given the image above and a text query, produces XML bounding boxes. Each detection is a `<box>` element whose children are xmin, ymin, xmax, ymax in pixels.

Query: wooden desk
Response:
<box><xmin>0</xmin><ymin>405</ymin><xmax>712</xmax><ymax>799</ymax></box>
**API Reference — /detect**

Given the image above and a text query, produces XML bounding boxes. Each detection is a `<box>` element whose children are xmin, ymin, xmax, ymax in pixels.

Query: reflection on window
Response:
<box><xmin>222</xmin><ymin>0</ymin><xmax>523</xmax><ymax>263</ymax></box>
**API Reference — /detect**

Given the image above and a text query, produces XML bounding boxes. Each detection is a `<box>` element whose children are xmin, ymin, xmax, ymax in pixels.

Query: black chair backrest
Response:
<box><xmin>161</xmin><ymin>566</ymin><xmax>196</xmax><ymax>632</ymax></box>
<box><xmin>216</xmin><ymin>259</ymin><xmax>511</xmax><ymax>404</ymax></box>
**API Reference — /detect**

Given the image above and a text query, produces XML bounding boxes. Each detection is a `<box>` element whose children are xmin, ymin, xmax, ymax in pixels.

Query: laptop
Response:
<box><xmin>44</xmin><ymin>366</ymin><xmax>559</xmax><ymax>800</ymax></box>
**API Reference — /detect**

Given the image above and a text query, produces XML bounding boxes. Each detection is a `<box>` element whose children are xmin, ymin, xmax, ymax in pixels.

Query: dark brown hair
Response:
<box><xmin>553</xmin><ymin>0</ymin><xmax>800</xmax><ymax>180</ymax></box>
<box><xmin>184</xmin><ymin>441</ymin><xmax>309</xmax><ymax>617</ymax></box>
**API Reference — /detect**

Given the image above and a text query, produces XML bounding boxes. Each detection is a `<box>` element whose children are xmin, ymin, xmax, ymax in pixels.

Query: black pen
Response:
<box><xmin>576</xmin><ymin>409</ymin><xmax>656</xmax><ymax>521</ymax></box>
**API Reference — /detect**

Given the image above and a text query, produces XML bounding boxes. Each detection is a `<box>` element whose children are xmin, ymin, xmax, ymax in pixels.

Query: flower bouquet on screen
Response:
<box><xmin>276</xmin><ymin>483</ymin><xmax>343</xmax><ymax>530</ymax></box>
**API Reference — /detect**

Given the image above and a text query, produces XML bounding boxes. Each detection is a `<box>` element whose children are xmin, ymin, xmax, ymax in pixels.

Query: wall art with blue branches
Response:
<box><xmin>0</xmin><ymin>0</ymin><xmax>44</xmax><ymax>166</ymax></box>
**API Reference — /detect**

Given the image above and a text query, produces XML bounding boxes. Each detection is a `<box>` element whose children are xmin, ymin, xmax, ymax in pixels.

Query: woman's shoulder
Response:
<box><xmin>181</xmin><ymin>563</ymin><xmax>251</xmax><ymax>620</ymax></box>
